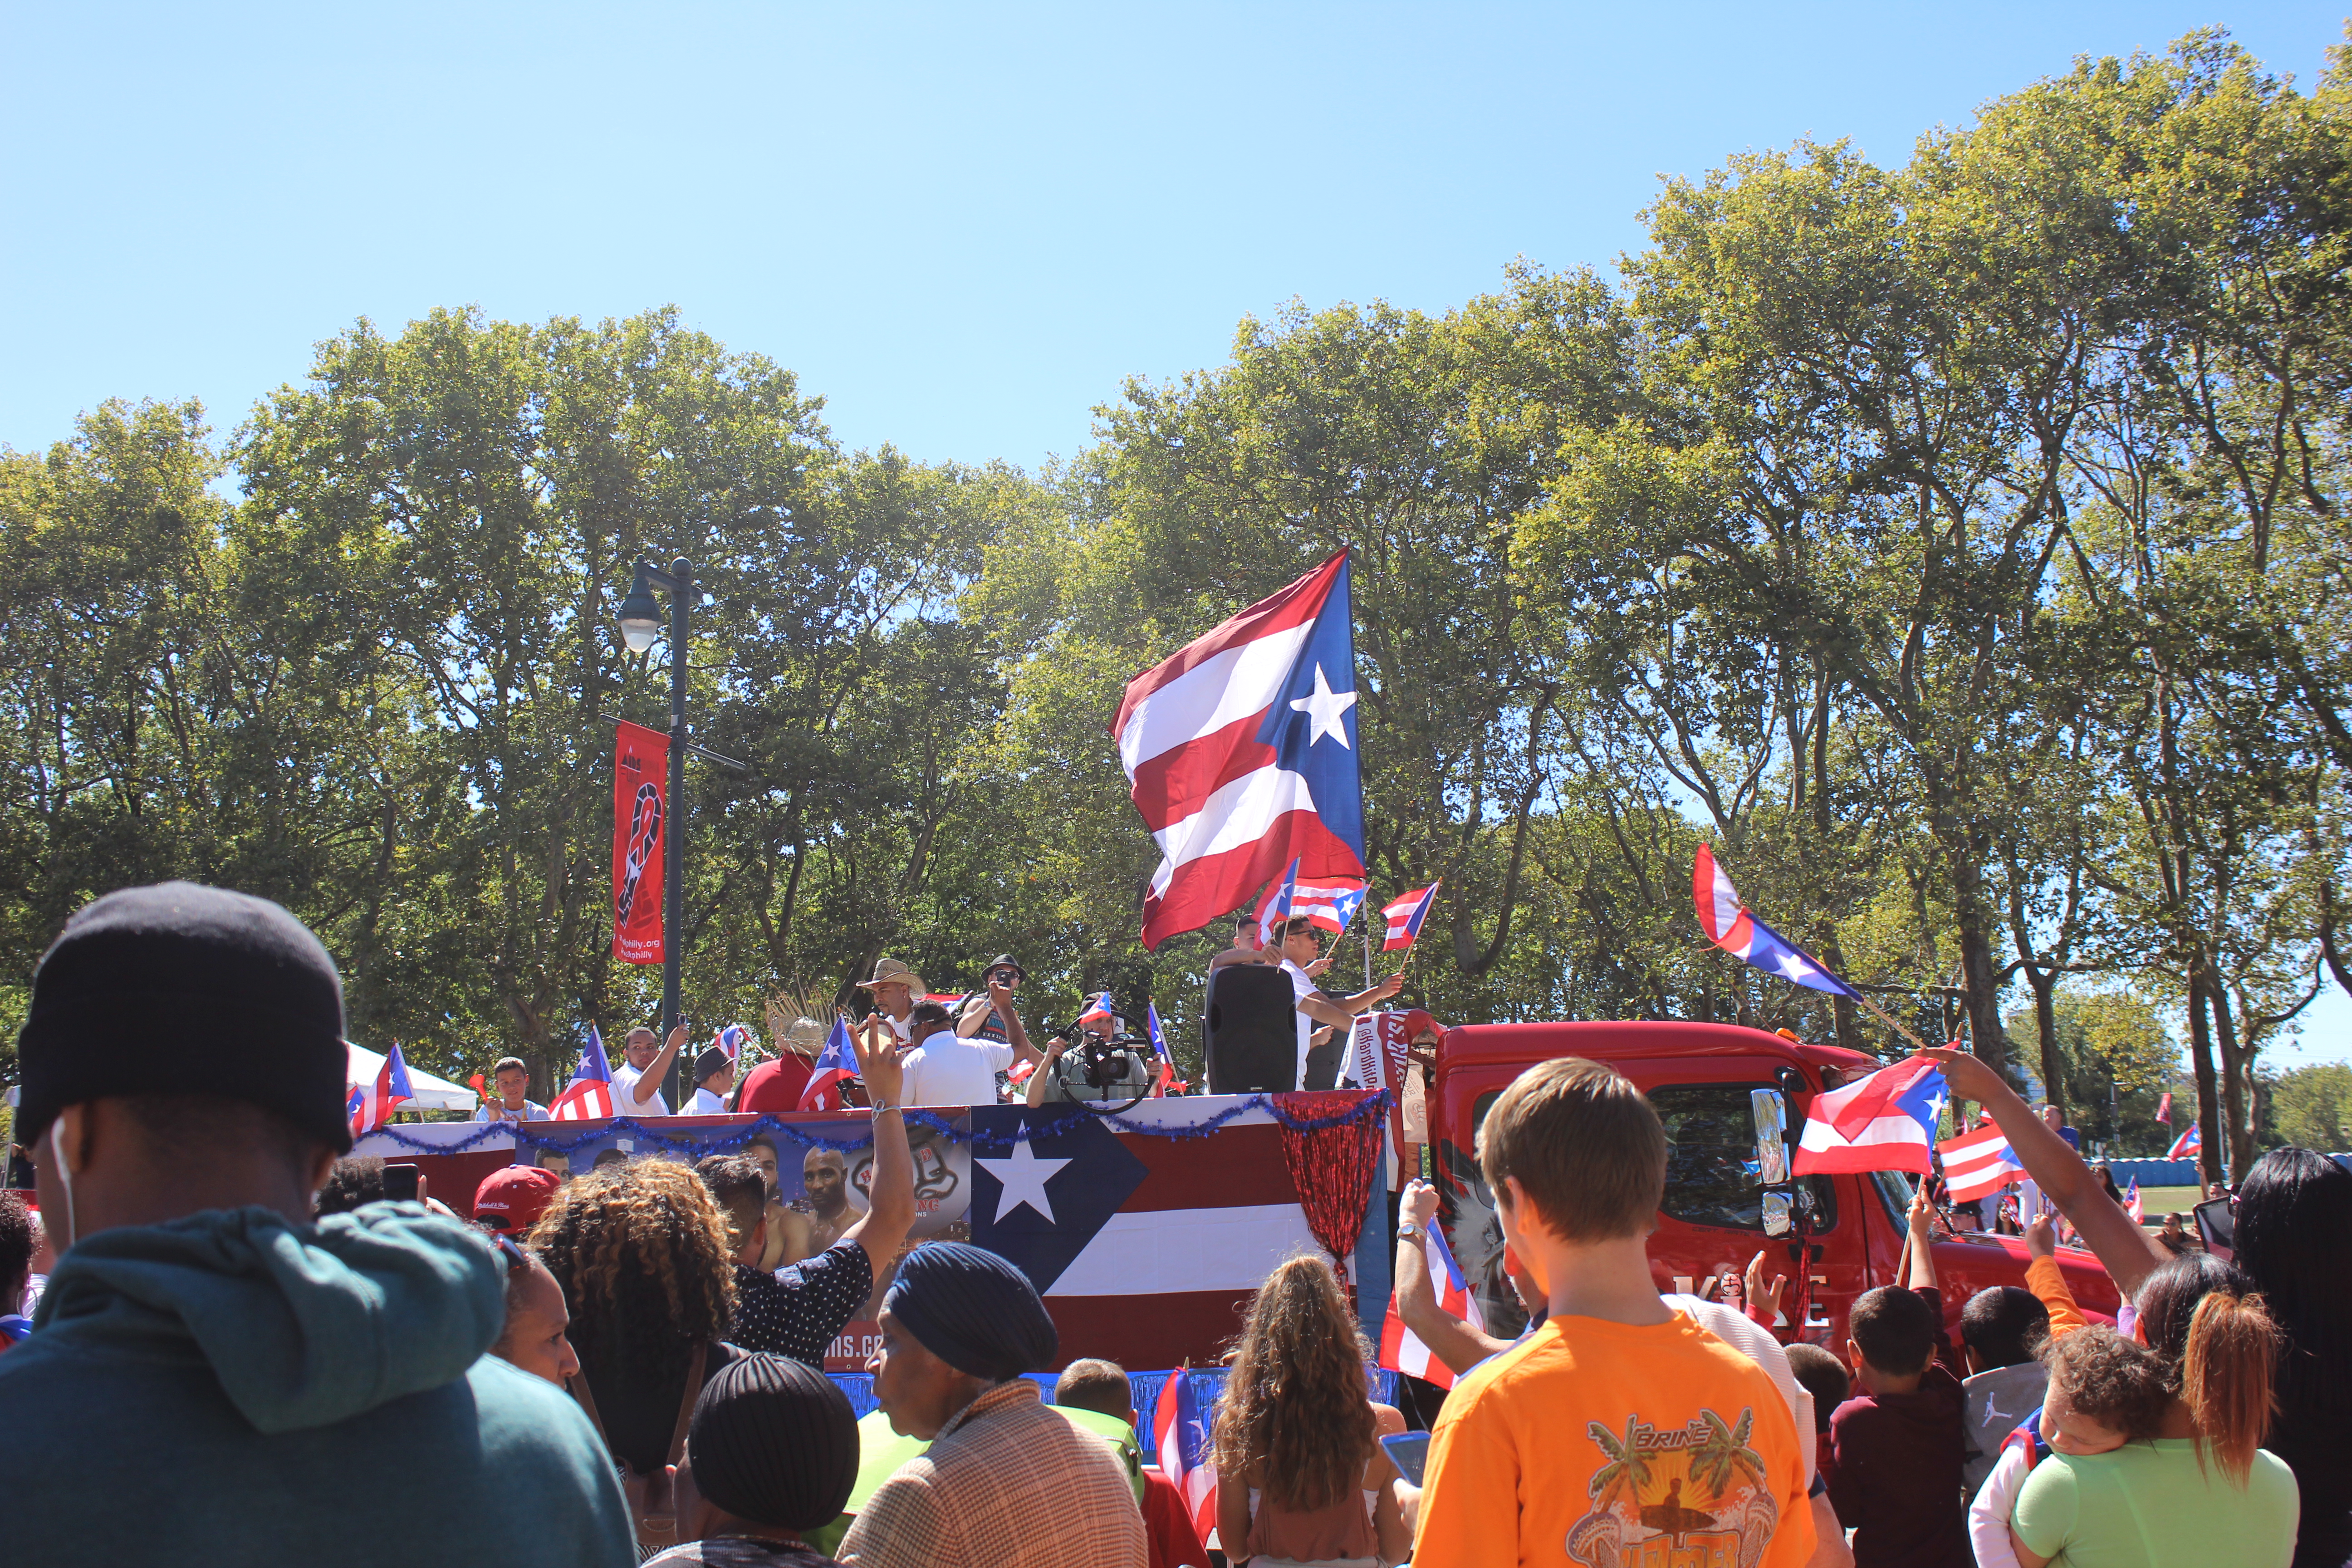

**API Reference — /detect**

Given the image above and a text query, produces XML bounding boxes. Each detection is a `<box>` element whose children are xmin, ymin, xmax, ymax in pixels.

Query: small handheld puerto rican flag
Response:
<box><xmin>1294</xmin><ymin>880</ymin><xmax>1368</xmax><ymax>935</ymax></box>
<box><xmin>1379</xmin><ymin>1220</ymin><xmax>1484</xmax><ymax>1390</ymax></box>
<box><xmin>2166</xmin><ymin>1120</ymin><xmax>2201</xmax><ymax>1162</ymax></box>
<box><xmin>1793</xmin><ymin>1058</ymin><xmax>1948</xmax><ymax>1177</ymax></box>
<box><xmin>347</xmin><ymin>1043</ymin><xmax>415</xmax><ymax>1138</ymax></box>
<box><xmin>1151</xmin><ymin>1367</ymin><xmax>1219</xmax><ymax>1546</ymax></box>
<box><xmin>1381</xmin><ymin>882</ymin><xmax>1439</xmax><ymax>952</ymax></box>
<box><xmin>714</xmin><ymin>1023</ymin><xmax>753</xmax><ymax>1063</ymax></box>
<box><xmin>2124</xmin><ymin>1178</ymin><xmax>2144</xmax><ymax>1224</ymax></box>
<box><xmin>1078</xmin><ymin>992</ymin><xmax>1118</xmax><ymax>1029</ymax></box>
<box><xmin>1145</xmin><ymin>1002</ymin><xmax>1180</xmax><ymax>1095</ymax></box>
<box><xmin>797</xmin><ymin>1018</ymin><xmax>859</xmax><ymax>1112</ymax></box>
<box><xmin>1254</xmin><ymin>858</ymin><xmax>1302</xmax><ymax>946</ymax></box>
<box><xmin>1695</xmin><ymin>845</ymin><xmax>1860</xmax><ymax>998</ymax></box>
<box><xmin>549</xmin><ymin>1027</ymin><xmax>617</xmax><ymax>1121</ymax></box>
<box><xmin>1938</xmin><ymin>1122</ymin><xmax>2028</xmax><ymax>1204</ymax></box>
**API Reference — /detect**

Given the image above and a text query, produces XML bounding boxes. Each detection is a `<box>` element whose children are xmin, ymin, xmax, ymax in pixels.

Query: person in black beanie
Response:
<box><xmin>0</xmin><ymin>881</ymin><xmax>633</xmax><ymax>1568</ymax></box>
<box><xmin>644</xmin><ymin>1353</ymin><xmax>860</xmax><ymax>1566</ymax></box>
<box><xmin>837</xmin><ymin>1241</ymin><xmax>1143</xmax><ymax>1568</ymax></box>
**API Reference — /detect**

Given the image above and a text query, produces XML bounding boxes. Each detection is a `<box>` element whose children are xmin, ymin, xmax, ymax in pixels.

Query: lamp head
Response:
<box><xmin>617</xmin><ymin>564</ymin><xmax>663</xmax><ymax>653</ymax></box>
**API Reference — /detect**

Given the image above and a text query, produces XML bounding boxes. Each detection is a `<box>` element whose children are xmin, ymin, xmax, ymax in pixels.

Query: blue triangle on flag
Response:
<box><xmin>968</xmin><ymin>1105</ymin><xmax>1148</xmax><ymax>1295</ymax></box>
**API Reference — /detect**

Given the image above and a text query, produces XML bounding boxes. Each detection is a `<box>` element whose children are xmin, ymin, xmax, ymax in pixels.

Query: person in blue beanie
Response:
<box><xmin>838</xmin><ymin>1241</ymin><xmax>1143</xmax><ymax>1568</ymax></box>
<box><xmin>0</xmin><ymin>881</ymin><xmax>634</xmax><ymax>1567</ymax></box>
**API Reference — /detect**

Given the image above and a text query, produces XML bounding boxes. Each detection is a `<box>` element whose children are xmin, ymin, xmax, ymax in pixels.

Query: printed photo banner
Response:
<box><xmin>1348</xmin><ymin>1012</ymin><xmax>1415</xmax><ymax>1165</ymax></box>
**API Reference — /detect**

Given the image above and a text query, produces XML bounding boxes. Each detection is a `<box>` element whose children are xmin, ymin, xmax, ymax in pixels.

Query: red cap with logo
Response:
<box><xmin>472</xmin><ymin>1166</ymin><xmax>561</xmax><ymax>1234</ymax></box>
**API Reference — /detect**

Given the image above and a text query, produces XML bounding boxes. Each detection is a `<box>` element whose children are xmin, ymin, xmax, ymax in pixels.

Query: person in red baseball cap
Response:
<box><xmin>474</xmin><ymin>1166</ymin><xmax>561</xmax><ymax>1236</ymax></box>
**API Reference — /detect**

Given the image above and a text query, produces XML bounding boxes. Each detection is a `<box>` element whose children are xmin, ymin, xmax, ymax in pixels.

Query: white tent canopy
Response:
<box><xmin>346</xmin><ymin>1040</ymin><xmax>478</xmax><ymax>1113</ymax></box>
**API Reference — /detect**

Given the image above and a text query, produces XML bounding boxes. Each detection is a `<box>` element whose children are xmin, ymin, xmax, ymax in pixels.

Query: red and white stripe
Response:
<box><xmin>549</xmin><ymin>1079</ymin><xmax>614</xmax><ymax>1121</ymax></box>
<box><xmin>1113</xmin><ymin>554</ymin><xmax>1363</xmax><ymax>949</ymax></box>
<box><xmin>1293</xmin><ymin>879</ymin><xmax>1366</xmax><ymax>933</ymax></box>
<box><xmin>1793</xmin><ymin>1062</ymin><xmax>1940</xmax><ymax>1176</ymax></box>
<box><xmin>1938</xmin><ymin>1123</ymin><xmax>2027</xmax><ymax>1205</ymax></box>
<box><xmin>1036</xmin><ymin>1098</ymin><xmax>1329</xmax><ymax>1369</ymax></box>
<box><xmin>1381</xmin><ymin>883</ymin><xmax>1438</xmax><ymax>951</ymax></box>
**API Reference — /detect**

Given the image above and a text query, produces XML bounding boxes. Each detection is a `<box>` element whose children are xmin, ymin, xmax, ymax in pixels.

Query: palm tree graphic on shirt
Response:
<box><xmin>1688</xmin><ymin>1406</ymin><xmax>1766</xmax><ymax>1499</ymax></box>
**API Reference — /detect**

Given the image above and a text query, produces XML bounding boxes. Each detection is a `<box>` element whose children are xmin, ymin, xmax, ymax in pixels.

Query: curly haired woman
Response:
<box><xmin>1212</xmin><ymin>1254</ymin><xmax>1411</xmax><ymax>1568</ymax></box>
<box><xmin>532</xmin><ymin>1160</ymin><xmax>741</xmax><ymax>1482</ymax></box>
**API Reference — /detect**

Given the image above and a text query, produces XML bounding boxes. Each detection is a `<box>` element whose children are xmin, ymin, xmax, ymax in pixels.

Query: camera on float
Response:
<box><xmin>1035</xmin><ymin>1015</ymin><xmax>1155</xmax><ymax>1104</ymax></box>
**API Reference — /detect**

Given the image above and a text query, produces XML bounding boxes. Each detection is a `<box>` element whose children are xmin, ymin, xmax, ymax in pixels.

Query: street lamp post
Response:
<box><xmin>617</xmin><ymin>556</ymin><xmax>694</xmax><ymax>1108</ymax></box>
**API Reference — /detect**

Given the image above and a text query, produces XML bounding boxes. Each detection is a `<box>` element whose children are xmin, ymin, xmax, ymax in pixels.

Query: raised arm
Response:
<box><xmin>841</xmin><ymin>1015</ymin><xmax>915</xmax><ymax>1291</ymax></box>
<box><xmin>1394</xmin><ymin>1179</ymin><xmax>1514</xmax><ymax>1374</ymax></box>
<box><xmin>1917</xmin><ymin>1049</ymin><xmax>2164</xmax><ymax>1296</ymax></box>
<box><xmin>2021</xmin><ymin>1213</ymin><xmax>2088</xmax><ymax>1341</ymax></box>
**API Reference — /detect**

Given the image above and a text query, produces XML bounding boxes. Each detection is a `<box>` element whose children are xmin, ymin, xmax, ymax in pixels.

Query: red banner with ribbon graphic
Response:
<box><xmin>612</xmin><ymin>720</ymin><xmax>668</xmax><ymax>964</ymax></box>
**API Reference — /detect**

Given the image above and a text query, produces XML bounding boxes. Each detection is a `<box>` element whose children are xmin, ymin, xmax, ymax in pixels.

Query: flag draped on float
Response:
<box><xmin>1115</xmin><ymin>552</ymin><xmax>1367</xmax><ymax>949</ymax></box>
<box><xmin>1152</xmin><ymin>1370</ymin><xmax>1219</xmax><ymax>1545</ymax></box>
<box><xmin>1382</xmin><ymin>883</ymin><xmax>1439</xmax><ymax>952</ymax></box>
<box><xmin>1379</xmin><ymin>1221</ymin><xmax>1484</xmax><ymax>1390</ymax></box>
<box><xmin>1938</xmin><ymin>1122</ymin><xmax>2028</xmax><ymax>1204</ymax></box>
<box><xmin>347</xmin><ymin>1043</ymin><xmax>414</xmax><ymax>1137</ymax></box>
<box><xmin>1695</xmin><ymin>845</ymin><xmax>1861</xmax><ymax>998</ymax></box>
<box><xmin>798</xmin><ymin>1019</ymin><xmax>860</xmax><ymax>1112</ymax></box>
<box><xmin>1794</xmin><ymin>1060</ymin><xmax>1949</xmax><ymax>1176</ymax></box>
<box><xmin>2166</xmin><ymin>1121</ymin><xmax>2201</xmax><ymax>1162</ymax></box>
<box><xmin>549</xmin><ymin>1027</ymin><xmax>617</xmax><ymax>1121</ymax></box>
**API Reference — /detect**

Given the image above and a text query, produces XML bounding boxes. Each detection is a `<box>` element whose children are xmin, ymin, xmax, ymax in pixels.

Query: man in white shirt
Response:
<box><xmin>611</xmin><ymin>1022</ymin><xmax>686</xmax><ymax>1117</ymax></box>
<box><xmin>857</xmin><ymin>957</ymin><xmax>925</xmax><ymax>1044</ymax></box>
<box><xmin>473</xmin><ymin>1056</ymin><xmax>551</xmax><ymax>1122</ymax></box>
<box><xmin>902</xmin><ymin>1002</ymin><xmax>1016</xmax><ymax>1109</ymax></box>
<box><xmin>1274</xmin><ymin>916</ymin><xmax>1401</xmax><ymax>1089</ymax></box>
<box><xmin>688</xmin><ymin>1047</ymin><xmax>735</xmax><ymax>1115</ymax></box>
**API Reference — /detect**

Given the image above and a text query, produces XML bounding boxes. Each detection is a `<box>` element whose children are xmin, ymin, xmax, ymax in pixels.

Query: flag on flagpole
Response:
<box><xmin>2155</xmin><ymin>1092</ymin><xmax>2173</xmax><ymax>1125</ymax></box>
<box><xmin>1381</xmin><ymin>883</ymin><xmax>1440</xmax><ymax>952</ymax></box>
<box><xmin>549</xmin><ymin>1027</ymin><xmax>617</xmax><ymax>1121</ymax></box>
<box><xmin>1115</xmin><ymin>552</ymin><xmax>1367</xmax><ymax>950</ymax></box>
<box><xmin>1253</xmin><ymin>859</ymin><xmax>1303</xmax><ymax>946</ymax></box>
<box><xmin>1694</xmin><ymin>845</ymin><xmax>1862</xmax><ymax>998</ymax></box>
<box><xmin>1151</xmin><ymin>1367</ymin><xmax>1219</xmax><ymax>1545</ymax></box>
<box><xmin>1938</xmin><ymin>1122</ymin><xmax>2028</xmax><ymax>1204</ymax></box>
<box><xmin>2124</xmin><ymin>1179</ymin><xmax>2144</xmax><ymax>1224</ymax></box>
<box><xmin>2166</xmin><ymin>1121</ymin><xmax>2201</xmax><ymax>1162</ymax></box>
<box><xmin>798</xmin><ymin>1019</ymin><xmax>860</xmax><ymax>1112</ymax></box>
<box><xmin>1378</xmin><ymin>1220</ymin><xmax>1485</xmax><ymax>1390</ymax></box>
<box><xmin>1794</xmin><ymin>1061</ymin><xmax>1948</xmax><ymax>1176</ymax></box>
<box><xmin>347</xmin><ymin>1042</ymin><xmax>415</xmax><ymax>1138</ymax></box>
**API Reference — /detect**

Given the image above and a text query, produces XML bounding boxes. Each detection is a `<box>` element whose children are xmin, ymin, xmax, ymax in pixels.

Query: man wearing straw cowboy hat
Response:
<box><xmin>859</xmin><ymin>957</ymin><xmax>926</xmax><ymax>1044</ymax></box>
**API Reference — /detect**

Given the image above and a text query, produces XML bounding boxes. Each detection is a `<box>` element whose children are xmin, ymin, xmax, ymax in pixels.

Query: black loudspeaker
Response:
<box><xmin>1302</xmin><ymin>1033</ymin><xmax>1345</xmax><ymax>1092</ymax></box>
<box><xmin>1205</xmin><ymin>964</ymin><xmax>1299</xmax><ymax>1094</ymax></box>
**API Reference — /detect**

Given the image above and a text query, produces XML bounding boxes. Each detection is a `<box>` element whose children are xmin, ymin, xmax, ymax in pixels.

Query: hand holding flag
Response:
<box><xmin>1793</xmin><ymin>1059</ymin><xmax>1949</xmax><ymax>1177</ymax></box>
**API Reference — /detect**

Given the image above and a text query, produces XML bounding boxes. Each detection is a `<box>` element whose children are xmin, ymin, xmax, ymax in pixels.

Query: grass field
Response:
<box><xmin>2133</xmin><ymin>1184</ymin><xmax>2203</xmax><ymax>1222</ymax></box>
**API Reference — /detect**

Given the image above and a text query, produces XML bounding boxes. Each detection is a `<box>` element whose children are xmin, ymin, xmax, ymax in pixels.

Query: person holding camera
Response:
<box><xmin>903</xmin><ymin>1000</ymin><xmax>1040</xmax><ymax>1109</ymax></box>
<box><xmin>1026</xmin><ymin>995</ymin><xmax>1154</xmax><ymax>1107</ymax></box>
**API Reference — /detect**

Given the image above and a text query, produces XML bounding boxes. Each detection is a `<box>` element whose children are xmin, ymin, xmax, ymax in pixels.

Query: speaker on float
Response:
<box><xmin>1204</xmin><ymin>963</ymin><xmax>1298</xmax><ymax>1094</ymax></box>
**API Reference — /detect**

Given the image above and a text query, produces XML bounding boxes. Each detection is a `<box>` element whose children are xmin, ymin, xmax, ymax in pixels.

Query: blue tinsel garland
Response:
<box><xmin>358</xmin><ymin>1089</ymin><xmax>1395</xmax><ymax>1161</ymax></box>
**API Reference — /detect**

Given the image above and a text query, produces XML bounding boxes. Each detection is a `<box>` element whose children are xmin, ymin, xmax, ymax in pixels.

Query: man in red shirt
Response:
<box><xmin>737</xmin><ymin>1019</ymin><xmax>822</xmax><ymax>1112</ymax></box>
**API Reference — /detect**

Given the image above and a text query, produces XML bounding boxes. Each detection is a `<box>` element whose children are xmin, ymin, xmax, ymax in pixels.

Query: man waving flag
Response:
<box><xmin>1115</xmin><ymin>551</ymin><xmax>1367</xmax><ymax>949</ymax></box>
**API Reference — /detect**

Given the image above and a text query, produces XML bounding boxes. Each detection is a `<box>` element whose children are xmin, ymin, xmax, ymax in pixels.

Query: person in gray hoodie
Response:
<box><xmin>0</xmin><ymin>882</ymin><xmax>634</xmax><ymax>1567</ymax></box>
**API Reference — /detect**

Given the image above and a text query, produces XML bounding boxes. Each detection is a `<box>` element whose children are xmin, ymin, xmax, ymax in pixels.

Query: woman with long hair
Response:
<box><xmin>1213</xmin><ymin>1254</ymin><xmax>1410</xmax><ymax>1568</ymax></box>
<box><xmin>532</xmin><ymin>1161</ymin><xmax>741</xmax><ymax>1498</ymax></box>
<box><xmin>2009</xmin><ymin>1252</ymin><xmax>2298</xmax><ymax>1568</ymax></box>
<box><xmin>2233</xmin><ymin>1149</ymin><xmax>2352</xmax><ymax>1568</ymax></box>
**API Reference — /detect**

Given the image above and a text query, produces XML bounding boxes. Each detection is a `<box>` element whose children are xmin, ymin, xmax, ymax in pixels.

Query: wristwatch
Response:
<box><xmin>1397</xmin><ymin>1223</ymin><xmax>1420</xmax><ymax>1240</ymax></box>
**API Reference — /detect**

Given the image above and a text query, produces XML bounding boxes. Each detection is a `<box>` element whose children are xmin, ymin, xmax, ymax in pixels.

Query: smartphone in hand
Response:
<box><xmin>1382</xmin><ymin>1431</ymin><xmax>1432</xmax><ymax>1489</ymax></box>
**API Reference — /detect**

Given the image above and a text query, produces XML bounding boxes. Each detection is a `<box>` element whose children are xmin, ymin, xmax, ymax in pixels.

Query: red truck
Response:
<box><xmin>1425</xmin><ymin>1020</ymin><xmax>2122</xmax><ymax>1346</ymax></box>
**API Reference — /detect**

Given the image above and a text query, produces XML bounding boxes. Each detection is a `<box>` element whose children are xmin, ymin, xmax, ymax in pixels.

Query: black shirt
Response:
<box><xmin>730</xmin><ymin>1240</ymin><xmax>874</xmax><ymax>1366</ymax></box>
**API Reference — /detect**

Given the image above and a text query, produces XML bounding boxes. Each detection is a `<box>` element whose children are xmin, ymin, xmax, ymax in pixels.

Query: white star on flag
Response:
<box><xmin>977</xmin><ymin>1138</ymin><xmax>1073</xmax><ymax>1225</ymax></box>
<box><xmin>1771</xmin><ymin>951</ymin><xmax>1818</xmax><ymax>983</ymax></box>
<box><xmin>1289</xmin><ymin>663</ymin><xmax>1357</xmax><ymax>748</ymax></box>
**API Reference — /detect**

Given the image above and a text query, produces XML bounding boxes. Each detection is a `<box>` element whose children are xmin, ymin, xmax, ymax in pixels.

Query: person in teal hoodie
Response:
<box><xmin>0</xmin><ymin>882</ymin><xmax>635</xmax><ymax>1567</ymax></box>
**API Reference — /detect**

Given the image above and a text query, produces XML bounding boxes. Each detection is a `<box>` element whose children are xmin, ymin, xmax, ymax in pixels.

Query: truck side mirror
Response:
<box><xmin>1761</xmin><ymin>1191</ymin><xmax>1793</xmax><ymax>1237</ymax></box>
<box><xmin>1749</xmin><ymin>1088</ymin><xmax>1789</xmax><ymax>1187</ymax></box>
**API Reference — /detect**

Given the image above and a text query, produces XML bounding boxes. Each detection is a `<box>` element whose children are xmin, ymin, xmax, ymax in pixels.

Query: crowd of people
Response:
<box><xmin>0</xmin><ymin>879</ymin><xmax>2348</xmax><ymax>1568</ymax></box>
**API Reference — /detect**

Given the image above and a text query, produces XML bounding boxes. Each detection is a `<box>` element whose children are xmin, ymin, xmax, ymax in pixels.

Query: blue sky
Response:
<box><xmin>6</xmin><ymin>1</ymin><xmax>2349</xmax><ymax>1064</ymax></box>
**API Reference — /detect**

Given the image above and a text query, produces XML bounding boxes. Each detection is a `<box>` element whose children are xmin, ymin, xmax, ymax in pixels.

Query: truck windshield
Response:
<box><xmin>1648</xmin><ymin>1084</ymin><xmax>1838</xmax><ymax>1233</ymax></box>
<box><xmin>1871</xmin><ymin>1168</ymin><xmax>1916</xmax><ymax>1228</ymax></box>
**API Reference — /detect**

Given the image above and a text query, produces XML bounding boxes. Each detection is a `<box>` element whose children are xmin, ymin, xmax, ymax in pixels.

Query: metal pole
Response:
<box><xmin>665</xmin><ymin>556</ymin><xmax>691</xmax><ymax>1108</ymax></box>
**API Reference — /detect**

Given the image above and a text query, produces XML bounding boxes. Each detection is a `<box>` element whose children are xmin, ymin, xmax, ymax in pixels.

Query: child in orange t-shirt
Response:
<box><xmin>1412</xmin><ymin>1058</ymin><xmax>1817</xmax><ymax>1568</ymax></box>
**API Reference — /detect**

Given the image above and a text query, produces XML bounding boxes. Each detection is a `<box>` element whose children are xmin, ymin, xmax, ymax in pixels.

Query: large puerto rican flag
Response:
<box><xmin>970</xmin><ymin>1100</ymin><xmax>1332</xmax><ymax>1370</ymax></box>
<box><xmin>1114</xmin><ymin>551</ymin><xmax>1367</xmax><ymax>949</ymax></box>
<box><xmin>1793</xmin><ymin>1059</ymin><xmax>1948</xmax><ymax>1176</ymax></box>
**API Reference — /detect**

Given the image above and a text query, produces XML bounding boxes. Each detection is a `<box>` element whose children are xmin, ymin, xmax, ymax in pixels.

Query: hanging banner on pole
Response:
<box><xmin>612</xmin><ymin>720</ymin><xmax>669</xmax><ymax>964</ymax></box>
